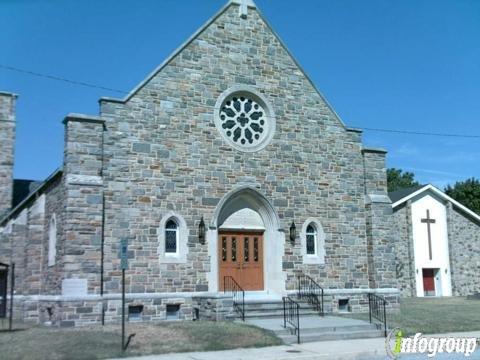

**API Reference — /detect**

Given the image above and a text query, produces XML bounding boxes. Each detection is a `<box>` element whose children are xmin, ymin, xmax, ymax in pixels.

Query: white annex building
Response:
<box><xmin>390</xmin><ymin>184</ymin><xmax>480</xmax><ymax>298</ymax></box>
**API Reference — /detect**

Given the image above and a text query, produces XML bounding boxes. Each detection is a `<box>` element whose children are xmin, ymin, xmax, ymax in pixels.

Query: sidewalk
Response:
<box><xmin>112</xmin><ymin>331</ymin><xmax>480</xmax><ymax>360</ymax></box>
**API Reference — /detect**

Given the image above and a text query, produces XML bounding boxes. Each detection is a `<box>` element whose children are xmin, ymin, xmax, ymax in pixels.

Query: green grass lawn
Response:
<box><xmin>0</xmin><ymin>321</ymin><xmax>282</xmax><ymax>360</ymax></box>
<box><xmin>345</xmin><ymin>297</ymin><xmax>480</xmax><ymax>336</ymax></box>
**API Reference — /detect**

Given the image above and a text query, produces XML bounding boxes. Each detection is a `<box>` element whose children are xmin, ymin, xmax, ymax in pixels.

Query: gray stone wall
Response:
<box><xmin>0</xmin><ymin>92</ymin><xmax>16</xmax><ymax>218</ymax></box>
<box><xmin>63</xmin><ymin>116</ymin><xmax>105</xmax><ymax>294</ymax></box>
<box><xmin>23</xmin><ymin>195</ymin><xmax>46</xmax><ymax>295</ymax></box>
<box><xmin>448</xmin><ymin>205</ymin><xmax>480</xmax><ymax>296</ymax></box>
<box><xmin>42</xmin><ymin>175</ymin><xmax>65</xmax><ymax>295</ymax></box>
<box><xmin>98</xmin><ymin>3</ymin><xmax>376</xmax><ymax>295</ymax></box>
<box><xmin>1</xmin><ymin>3</ymin><xmax>400</xmax><ymax>326</ymax></box>
<box><xmin>363</xmin><ymin>149</ymin><xmax>397</xmax><ymax>289</ymax></box>
<box><xmin>392</xmin><ymin>202</ymin><xmax>416</xmax><ymax>297</ymax></box>
<box><xmin>0</xmin><ymin>173</ymin><xmax>64</xmax><ymax>297</ymax></box>
<box><xmin>9</xmin><ymin>211</ymin><xmax>28</xmax><ymax>294</ymax></box>
<box><xmin>11</xmin><ymin>293</ymin><xmax>233</xmax><ymax>326</ymax></box>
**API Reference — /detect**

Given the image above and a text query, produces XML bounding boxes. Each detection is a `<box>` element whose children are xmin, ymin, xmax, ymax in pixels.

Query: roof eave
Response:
<box><xmin>99</xmin><ymin>1</ymin><xmax>234</xmax><ymax>104</ymax></box>
<box><xmin>391</xmin><ymin>184</ymin><xmax>480</xmax><ymax>223</ymax></box>
<box><xmin>0</xmin><ymin>168</ymin><xmax>63</xmax><ymax>226</ymax></box>
<box><xmin>97</xmin><ymin>1</ymin><xmax>356</xmax><ymax>133</ymax></box>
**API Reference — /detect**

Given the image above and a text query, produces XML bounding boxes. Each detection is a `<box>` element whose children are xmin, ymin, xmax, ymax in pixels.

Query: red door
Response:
<box><xmin>423</xmin><ymin>269</ymin><xmax>435</xmax><ymax>296</ymax></box>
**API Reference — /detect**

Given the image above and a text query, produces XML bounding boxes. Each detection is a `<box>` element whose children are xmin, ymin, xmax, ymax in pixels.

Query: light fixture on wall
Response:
<box><xmin>198</xmin><ymin>217</ymin><xmax>206</xmax><ymax>244</ymax></box>
<box><xmin>445</xmin><ymin>268</ymin><xmax>448</xmax><ymax>274</ymax></box>
<box><xmin>289</xmin><ymin>221</ymin><xmax>296</xmax><ymax>244</ymax></box>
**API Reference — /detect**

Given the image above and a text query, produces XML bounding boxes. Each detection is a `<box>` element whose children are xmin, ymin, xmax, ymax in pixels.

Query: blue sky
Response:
<box><xmin>1</xmin><ymin>0</ymin><xmax>479</xmax><ymax>189</ymax></box>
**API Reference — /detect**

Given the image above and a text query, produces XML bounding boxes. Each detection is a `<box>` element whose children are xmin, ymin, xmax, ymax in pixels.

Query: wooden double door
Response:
<box><xmin>218</xmin><ymin>231</ymin><xmax>264</xmax><ymax>291</ymax></box>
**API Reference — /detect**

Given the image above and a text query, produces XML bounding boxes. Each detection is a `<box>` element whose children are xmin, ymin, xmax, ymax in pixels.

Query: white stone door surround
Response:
<box><xmin>207</xmin><ymin>185</ymin><xmax>286</xmax><ymax>295</ymax></box>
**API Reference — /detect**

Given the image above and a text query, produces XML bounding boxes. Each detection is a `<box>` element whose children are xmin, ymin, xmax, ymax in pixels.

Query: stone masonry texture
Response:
<box><xmin>0</xmin><ymin>92</ymin><xmax>16</xmax><ymax>219</ymax></box>
<box><xmin>0</xmin><ymin>3</ymin><xmax>406</xmax><ymax>325</ymax></box>
<box><xmin>99</xmin><ymin>4</ymin><xmax>376</xmax><ymax>294</ymax></box>
<box><xmin>393</xmin><ymin>199</ymin><xmax>480</xmax><ymax>297</ymax></box>
<box><xmin>447</xmin><ymin>206</ymin><xmax>480</xmax><ymax>296</ymax></box>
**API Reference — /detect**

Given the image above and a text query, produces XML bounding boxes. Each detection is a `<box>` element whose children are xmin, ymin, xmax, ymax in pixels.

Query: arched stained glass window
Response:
<box><xmin>306</xmin><ymin>223</ymin><xmax>317</xmax><ymax>255</ymax></box>
<box><xmin>165</xmin><ymin>219</ymin><xmax>178</xmax><ymax>254</ymax></box>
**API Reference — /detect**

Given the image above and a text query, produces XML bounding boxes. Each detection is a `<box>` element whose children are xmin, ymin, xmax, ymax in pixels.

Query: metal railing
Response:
<box><xmin>283</xmin><ymin>296</ymin><xmax>300</xmax><ymax>344</ymax></box>
<box><xmin>223</xmin><ymin>276</ymin><xmax>245</xmax><ymax>321</ymax></box>
<box><xmin>297</xmin><ymin>274</ymin><xmax>324</xmax><ymax>316</ymax></box>
<box><xmin>368</xmin><ymin>293</ymin><xmax>387</xmax><ymax>337</ymax></box>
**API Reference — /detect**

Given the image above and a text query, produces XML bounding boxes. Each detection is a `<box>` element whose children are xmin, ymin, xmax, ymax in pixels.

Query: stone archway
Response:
<box><xmin>207</xmin><ymin>186</ymin><xmax>286</xmax><ymax>295</ymax></box>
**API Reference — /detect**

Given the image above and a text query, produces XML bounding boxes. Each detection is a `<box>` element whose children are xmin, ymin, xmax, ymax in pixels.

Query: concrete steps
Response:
<box><xmin>277</xmin><ymin>321</ymin><xmax>384</xmax><ymax>344</ymax></box>
<box><xmin>242</xmin><ymin>300</ymin><xmax>320</xmax><ymax>318</ymax></box>
<box><xmin>240</xmin><ymin>300</ymin><xmax>318</xmax><ymax>319</ymax></box>
<box><xmin>233</xmin><ymin>296</ymin><xmax>385</xmax><ymax>344</ymax></box>
<box><xmin>244</xmin><ymin>313</ymin><xmax>385</xmax><ymax>344</ymax></box>
<box><xmin>274</xmin><ymin>323</ymin><xmax>377</xmax><ymax>335</ymax></box>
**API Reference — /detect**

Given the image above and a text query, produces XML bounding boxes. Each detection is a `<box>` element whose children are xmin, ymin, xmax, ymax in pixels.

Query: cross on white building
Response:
<box><xmin>421</xmin><ymin>209</ymin><xmax>436</xmax><ymax>260</ymax></box>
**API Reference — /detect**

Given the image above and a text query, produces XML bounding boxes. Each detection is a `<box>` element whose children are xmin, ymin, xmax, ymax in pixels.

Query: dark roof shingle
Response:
<box><xmin>388</xmin><ymin>185</ymin><xmax>426</xmax><ymax>203</ymax></box>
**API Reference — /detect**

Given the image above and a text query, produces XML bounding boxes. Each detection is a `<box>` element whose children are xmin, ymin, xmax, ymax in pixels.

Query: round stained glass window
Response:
<box><xmin>214</xmin><ymin>87</ymin><xmax>275</xmax><ymax>152</ymax></box>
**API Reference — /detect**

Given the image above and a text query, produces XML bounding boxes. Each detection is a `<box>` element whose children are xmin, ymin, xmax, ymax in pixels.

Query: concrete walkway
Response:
<box><xmin>112</xmin><ymin>331</ymin><xmax>480</xmax><ymax>360</ymax></box>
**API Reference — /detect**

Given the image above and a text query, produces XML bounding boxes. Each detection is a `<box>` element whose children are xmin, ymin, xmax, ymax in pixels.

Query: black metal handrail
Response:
<box><xmin>283</xmin><ymin>296</ymin><xmax>300</xmax><ymax>344</ymax></box>
<box><xmin>223</xmin><ymin>276</ymin><xmax>245</xmax><ymax>321</ymax></box>
<box><xmin>0</xmin><ymin>265</ymin><xmax>7</xmax><ymax>319</ymax></box>
<box><xmin>368</xmin><ymin>293</ymin><xmax>387</xmax><ymax>337</ymax></box>
<box><xmin>297</xmin><ymin>274</ymin><xmax>324</xmax><ymax>316</ymax></box>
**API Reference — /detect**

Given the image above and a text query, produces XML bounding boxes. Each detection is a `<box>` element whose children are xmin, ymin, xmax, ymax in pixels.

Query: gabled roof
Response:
<box><xmin>390</xmin><ymin>184</ymin><xmax>480</xmax><ymax>223</ymax></box>
<box><xmin>388</xmin><ymin>185</ymin><xmax>425</xmax><ymax>204</ymax></box>
<box><xmin>12</xmin><ymin>179</ymin><xmax>42</xmax><ymax>208</ymax></box>
<box><xmin>99</xmin><ymin>0</ymin><xmax>358</xmax><ymax>133</ymax></box>
<box><xmin>0</xmin><ymin>168</ymin><xmax>63</xmax><ymax>226</ymax></box>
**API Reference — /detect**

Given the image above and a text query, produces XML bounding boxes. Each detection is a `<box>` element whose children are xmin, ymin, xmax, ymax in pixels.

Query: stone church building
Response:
<box><xmin>0</xmin><ymin>0</ymin><xmax>477</xmax><ymax>326</ymax></box>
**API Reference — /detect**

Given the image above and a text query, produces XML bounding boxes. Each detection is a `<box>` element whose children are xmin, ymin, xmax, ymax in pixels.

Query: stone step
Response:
<box><xmin>243</xmin><ymin>299</ymin><xmax>323</xmax><ymax>309</ymax></box>
<box><xmin>244</xmin><ymin>309</ymin><xmax>320</xmax><ymax>318</ymax></box>
<box><xmin>279</xmin><ymin>328</ymin><xmax>385</xmax><ymax>344</ymax></box>
<box><xmin>243</xmin><ymin>303</ymin><xmax>319</xmax><ymax>312</ymax></box>
<box><xmin>274</xmin><ymin>323</ymin><xmax>378</xmax><ymax>335</ymax></box>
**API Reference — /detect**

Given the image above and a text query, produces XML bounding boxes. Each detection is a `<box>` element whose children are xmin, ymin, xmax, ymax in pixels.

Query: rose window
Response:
<box><xmin>219</xmin><ymin>95</ymin><xmax>267</xmax><ymax>146</ymax></box>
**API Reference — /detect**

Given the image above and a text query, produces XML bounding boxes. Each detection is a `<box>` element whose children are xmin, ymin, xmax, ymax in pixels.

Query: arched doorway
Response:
<box><xmin>218</xmin><ymin>209</ymin><xmax>265</xmax><ymax>290</ymax></box>
<box><xmin>207</xmin><ymin>186</ymin><xmax>286</xmax><ymax>295</ymax></box>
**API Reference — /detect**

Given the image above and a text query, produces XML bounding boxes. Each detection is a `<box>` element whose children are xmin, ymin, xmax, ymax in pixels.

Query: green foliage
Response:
<box><xmin>445</xmin><ymin>177</ymin><xmax>480</xmax><ymax>215</ymax></box>
<box><xmin>387</xmin><ymin>168</ymin><xmax>420</xmax><ymax>192</ymax></box>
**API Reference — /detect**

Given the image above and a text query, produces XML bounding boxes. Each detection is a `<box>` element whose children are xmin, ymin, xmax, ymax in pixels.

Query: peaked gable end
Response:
<box><xmin>100</xmin><ymin>1</ymin><xmax>351</xmax><ymax>132</ymax></box>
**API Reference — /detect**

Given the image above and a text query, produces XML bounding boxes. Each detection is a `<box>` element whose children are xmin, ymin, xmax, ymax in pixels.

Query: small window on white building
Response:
<box><xmin>48</xmin><ymin>214</ymin><xmax>57</xmax><ymax>266</ymax></box>
<box><xmin>165</xmin><ymin>219</ymin><xmax>178</xmax><ymax>255</ymax></box>
<box><xmin>306</xmin><ymin>224</ymin><xmax>317</xmax><ymax>255</ymax></box>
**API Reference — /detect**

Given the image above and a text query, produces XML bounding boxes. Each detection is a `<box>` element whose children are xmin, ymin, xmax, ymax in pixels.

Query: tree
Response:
<box><xmin>445</xmin><ymin>178</ymin><xmax>480</xmax><ymax>215</ymax></box>
<box><xmin>387</xmin><ymin>168</ymin><xmax>420</xmax><ymax>192</ymax></box>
